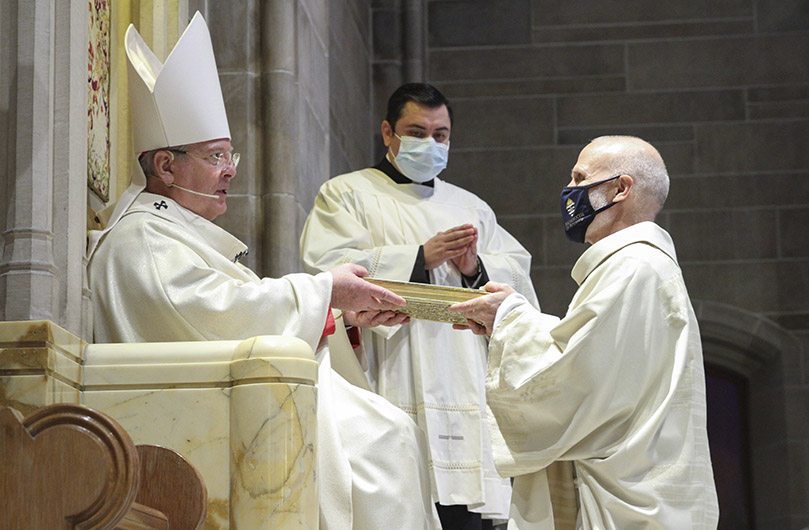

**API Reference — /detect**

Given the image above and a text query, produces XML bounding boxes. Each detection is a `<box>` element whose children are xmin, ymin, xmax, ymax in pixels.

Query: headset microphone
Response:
<box><xmin>169</xmin><ymin>183</ymin><xmax>220</xmax><ymax>199</ymax></box>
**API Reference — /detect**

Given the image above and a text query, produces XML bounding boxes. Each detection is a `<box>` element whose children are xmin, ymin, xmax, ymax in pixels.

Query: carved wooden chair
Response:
<box><xmin>0</xmin><ymin>403</ymin><xmax>206</xmax><ymax>529</ymax></box>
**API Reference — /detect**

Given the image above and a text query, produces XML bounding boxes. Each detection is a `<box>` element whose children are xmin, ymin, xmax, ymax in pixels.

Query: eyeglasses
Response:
<box><xmin>168</xmin><ymin>149</ymin><xmax>240</xmax><ymax>169</ymax></box>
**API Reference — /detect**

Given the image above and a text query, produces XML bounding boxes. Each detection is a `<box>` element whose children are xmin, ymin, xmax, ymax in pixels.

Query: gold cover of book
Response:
<box><xmin>365</xmin><ymin>278</ymin><xmax>486</xmax><ymax>325</ymax></box>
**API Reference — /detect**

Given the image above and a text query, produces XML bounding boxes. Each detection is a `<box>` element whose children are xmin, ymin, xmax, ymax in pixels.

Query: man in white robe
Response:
<box><xmin>300</xmin><ymin>83</ymin><xmax>539</xmax><ymax>529</ymax></box>
<box><xmin>87</xmin><ymin>13</ymin><xmax>441</xmax><ymax>530</ymax></box>
<box><xmin>450</xmin><ymin>136</ymin><xmax>719</xmax><ymax>529</ymax></box>
<box><xmin>89</xmin><ymin>185</ymin><xmax>440</xmax><ymax>530</ymax></box>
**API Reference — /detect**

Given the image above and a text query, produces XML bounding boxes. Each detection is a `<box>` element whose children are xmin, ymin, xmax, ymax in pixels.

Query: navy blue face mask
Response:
<box><xmin>560</xmin><ymin>175</ymin><xmax>621</xmax><ymax>243</ymax></box>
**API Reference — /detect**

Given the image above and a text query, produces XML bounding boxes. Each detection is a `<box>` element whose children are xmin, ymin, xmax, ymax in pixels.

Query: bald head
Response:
<box><xmin>584</xmin><ymin>136</ymin><xmax>670</xmax><ymax>219</ymax></box>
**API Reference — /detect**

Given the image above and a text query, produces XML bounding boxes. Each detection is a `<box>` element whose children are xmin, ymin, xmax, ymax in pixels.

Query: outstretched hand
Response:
<box><xmin>448</xmin><ymin>282</ymin><xmax>515</xmax><ymax>335</ymax></box>
<box><xmin>330</xmin><ymin>263</ymin><xmax>406</xmax><ymax>312</ymax></box>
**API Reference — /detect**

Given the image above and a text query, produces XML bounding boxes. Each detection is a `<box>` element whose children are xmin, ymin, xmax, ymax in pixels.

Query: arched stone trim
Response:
<box><xmin>694</xmin><ymin>299</ymin><xmax>808</xmax><ymax>529</ymax></box>
<box><xmin>693</xmin><ymin>299</ymin><xmax>800</xmax><ymax>379</ymax></box>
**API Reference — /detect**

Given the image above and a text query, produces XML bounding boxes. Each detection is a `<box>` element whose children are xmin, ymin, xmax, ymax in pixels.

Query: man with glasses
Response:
<box><xmin>95</xmin><ymin>136</ymin><xmax>409</xmax><ymax>344</ymax></box>
<box><xmin>88</xmin><ymin>13</ymin><xmax>440</xmax><ymax>530</ymax></box>
<box><xmin>135</xmin><ymin>141</ymin><xmax>239</xmax><ymax>221</ymax></box>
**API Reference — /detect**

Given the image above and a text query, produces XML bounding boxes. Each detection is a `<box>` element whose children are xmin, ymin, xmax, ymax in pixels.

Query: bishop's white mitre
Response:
<box><xmin>87</xmin><ymin>12</ymin><xmax>231</xmax><ymax>258</ymax></box>
<box><xmin>126</xmin><ymin>11</ymin><xmax>230</xmax><ymax>154</ymax></box>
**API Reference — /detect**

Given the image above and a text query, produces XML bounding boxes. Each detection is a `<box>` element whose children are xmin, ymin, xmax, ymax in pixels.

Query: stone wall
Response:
<box><xmin>196</xmin><ymin>0</ymin><xmax>374</xmax><ymax>276</ymax></box>
<box><xmin>197</xmin><ymin>0</ymin><xmax>264</xmax><ymax>273</ymax></box>
<box><xmin>330</xmin><ymin>0</ymin><xmax>374</xmax><ymax>176</ymax></box>
<box><xmin>371</xmin><ymin>0</ymin><xmax>426</xmax><ymax>159</ymax></box>
<box><xmin>423</xmin><ymin>0</ymin><xmax>809</xmax><ymax>527</ymax></box>
<box><xmin>426</xmin><ymin>0</ymin><xmax>809</xmax><ymax>335</ymax></box>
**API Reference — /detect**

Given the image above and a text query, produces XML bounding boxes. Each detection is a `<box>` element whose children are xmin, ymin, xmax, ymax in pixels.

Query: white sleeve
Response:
<box><xmin>493</xmin><ymin>292</ymin><xmax>530</xmax><ymax>330</ymax></box>
<box><xmin>300</xmin><ymin>179</ymin><xmax>420</xmax><ymax>281</ymax></box>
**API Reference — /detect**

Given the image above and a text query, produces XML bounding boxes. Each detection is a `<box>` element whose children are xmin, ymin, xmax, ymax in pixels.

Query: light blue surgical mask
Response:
<box><xmin>393</xmin><ymin>134</ymin><xmax>449</xmax><ymax>183</ymax></box>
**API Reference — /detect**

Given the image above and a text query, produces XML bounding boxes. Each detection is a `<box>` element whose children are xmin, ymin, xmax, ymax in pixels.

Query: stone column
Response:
<box><xmin>261</xmin><ymin>0</ymin><xmax>301</xmax><ymax>277</ymax></box>
<box><xmin>402</xmin><ymin>0</ymin><xmax>425</xmax><ymax>82</ymax></box>
<box><xmin>260</xmin><ymin>0</ymin><xmax>329</xmax><ymax>277</ymax></box>
<box><xmin>54</xmin><ymin>2</ymin><xmax>93</xmax><ymax>340</ymax></box>
<box><xmin>0</xmin><ymin>1</ymin><xmax>90</xmax><ymax>340</ymax></box>
<box><xmin>371</xmin><ymin>0</ymin><xmax>426</xmax><ymax>159</ymax></box>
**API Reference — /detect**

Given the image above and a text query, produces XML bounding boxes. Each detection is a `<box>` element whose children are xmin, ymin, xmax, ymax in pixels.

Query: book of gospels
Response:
<box><xmin>364</xmin><ymin>278</ymin><xmax>487</xmax><ymax>325</ymax></box>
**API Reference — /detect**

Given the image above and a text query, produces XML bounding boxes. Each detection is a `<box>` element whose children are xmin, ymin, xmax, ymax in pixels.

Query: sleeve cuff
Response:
<box><xmin>461</xmin><ymin>258</ymin><xmax>489</xmax><ymax>288</ymax></box>
<box><xmin>493</xmin><ymin>293</ymin><xmax>527</xmax><ymax>330</ymax></box>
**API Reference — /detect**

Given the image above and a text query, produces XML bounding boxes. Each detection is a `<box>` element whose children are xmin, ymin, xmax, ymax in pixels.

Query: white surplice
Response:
<box><xmin>88</xmin><ymin>191</ymin><xmax>441</xmax><ymax>530</ymax></box>
<box><xmin>486</xmin><ymin>222</ymin><xmax>719</xmax><ymax>529</ymax></box>
<box><xmin>300</xmin><ymin>167</ymin><xmax>539</xmax><ymax>517</ymax></box>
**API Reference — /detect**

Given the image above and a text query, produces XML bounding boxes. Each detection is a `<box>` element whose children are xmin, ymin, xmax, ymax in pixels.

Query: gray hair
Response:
<box><xmin>138</xmin><ymin>145</ymin><xmax>188</xmax><ymax>178</ymax></box>
<box><xmin>593</xmin><ymin>136</ymin><xmax>669</xmax><ymax>217</ymax></box>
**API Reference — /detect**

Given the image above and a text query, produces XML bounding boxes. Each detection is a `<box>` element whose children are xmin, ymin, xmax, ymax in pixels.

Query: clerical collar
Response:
<box><xmin>373</xmin><ymin>155</ymin><xmax>434</xmax><ymax>187</ymax></box>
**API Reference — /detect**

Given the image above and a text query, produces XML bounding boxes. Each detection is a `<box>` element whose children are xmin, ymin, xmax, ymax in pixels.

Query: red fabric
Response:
<box><xmin>347</xmin><ymin>325</ymin><xmax>361</xmax><ymax>349</ymax></box>
<box><xmin>321</xmin><ymin>307</ymin><xmax>336</xmax><ymax>338</ymax></box>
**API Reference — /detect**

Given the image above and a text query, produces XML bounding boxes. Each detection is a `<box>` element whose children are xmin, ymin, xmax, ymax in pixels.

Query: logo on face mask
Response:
<box><xmin>559</xmin><ymin>175</ymin><xmax>620</xmax><ymax>243</ymax></box>
<box><xmin>394</xmin><ymin>134</ymin><xmax>449</xmax><ymax>183</ymax></box>
<box><xmin>565</xmin><ymin>197</ymin><xmax>576</xmax><ymax>216</ymax></box>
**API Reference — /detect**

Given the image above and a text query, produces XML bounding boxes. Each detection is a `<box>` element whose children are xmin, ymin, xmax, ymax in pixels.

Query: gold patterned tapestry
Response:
<box><xmin>88</xmin><ymin>0</ymin><xmax>111</xmax><ymax>201</ymax></box>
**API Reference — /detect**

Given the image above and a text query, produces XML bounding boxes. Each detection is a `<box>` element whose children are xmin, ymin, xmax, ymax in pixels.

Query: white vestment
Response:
<box><xmin>88</xmin><ymin>192</ymin><xmax>441</xmax><ymax>530</ymax></box>
<box><xmin>300</xmin><ymin>166</ymin><xmax>539</xmax><ymax>517</ymax></box>
<box><xmin>486</xmin><ymin>222</ymin><xmax>719</xmax><ymax>530</ymax></box>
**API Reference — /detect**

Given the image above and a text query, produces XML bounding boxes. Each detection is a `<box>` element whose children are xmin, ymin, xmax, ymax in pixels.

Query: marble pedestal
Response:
<box><xmin>0</xmin><ymin>321</ymin><xmax>319</xmax><ymax>530</ymax></box>
<box><xmin>0</xmin><ymin>321</ymin><xmax>84</xmax><ymax>415</ymax></box>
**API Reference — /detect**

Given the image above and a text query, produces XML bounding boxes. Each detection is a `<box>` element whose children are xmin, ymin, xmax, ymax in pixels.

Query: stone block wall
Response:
<box><xmin>424</xmin><ymin>0</ymin><xmax>809</xmax><ymax>527</ymax></box>
<box><xmin>426</xmin><ymin>0</ymin><xmax>809</xmax><ymax>337</ymax></box>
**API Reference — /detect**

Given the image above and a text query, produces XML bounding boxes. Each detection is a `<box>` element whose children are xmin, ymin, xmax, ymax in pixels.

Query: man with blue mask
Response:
<box><xmin>449</xmin><ymin>136</ymin><xmax>719</xmax><ymax>530</ymax></box>
<box><xmin>301</xmin><ymin>83</ymin><xmax>539</xmax><ymax>529</ymax></box>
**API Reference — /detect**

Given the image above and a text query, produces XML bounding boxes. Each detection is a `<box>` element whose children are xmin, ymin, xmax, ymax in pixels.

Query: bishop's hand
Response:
<box><xmin>329</xmin><ymin>263</ymin><xmax>406</xmax><ymax>312</ymax></box>
<box><xmin>344</xmin><ymin>310</ymin><xmax>410</xmax><ymax>328</ymax></box>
